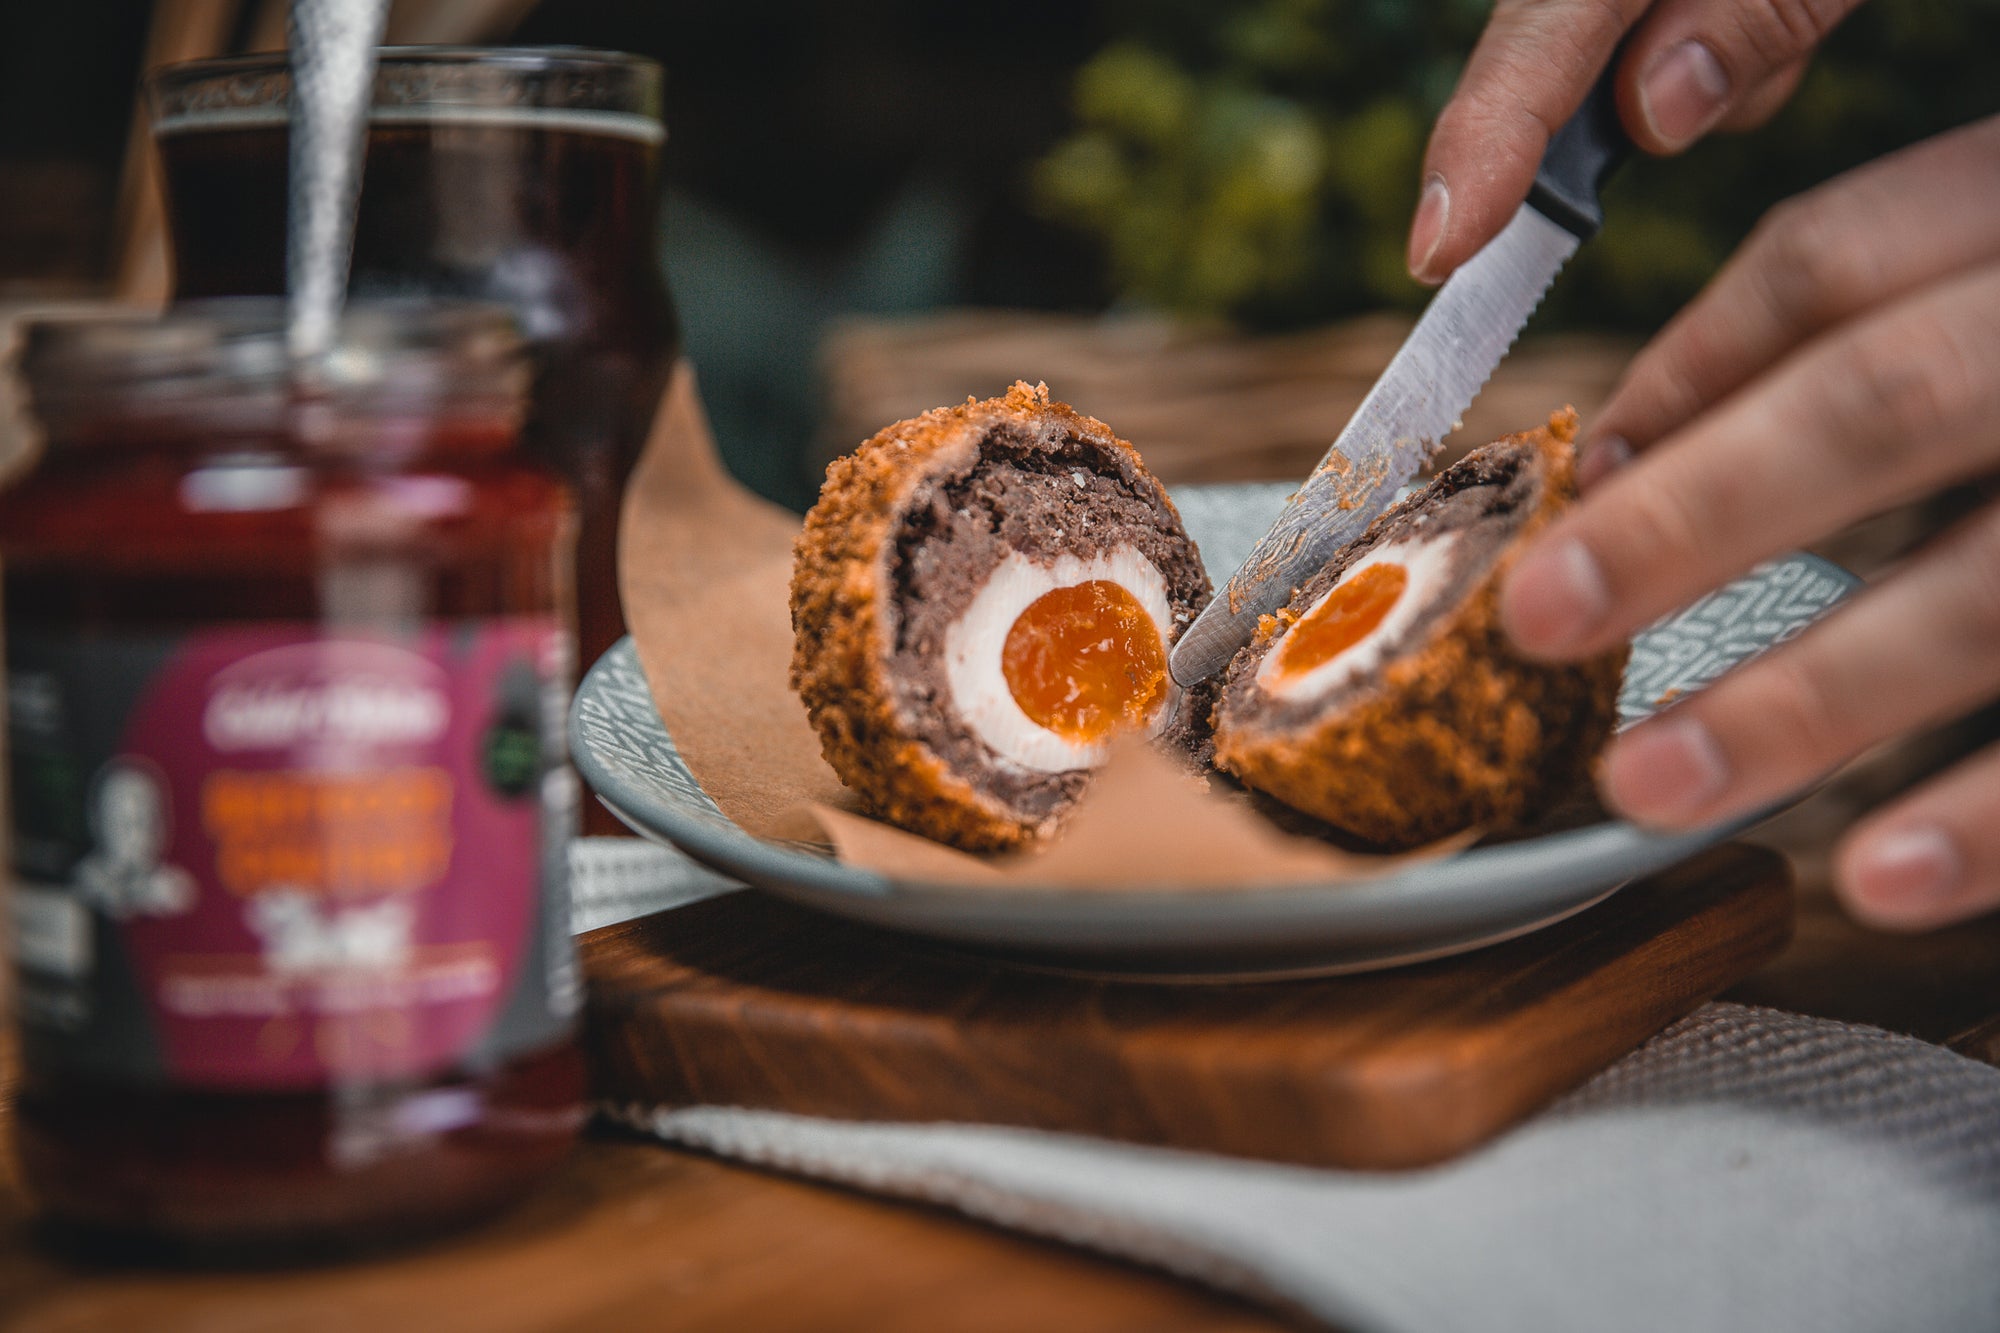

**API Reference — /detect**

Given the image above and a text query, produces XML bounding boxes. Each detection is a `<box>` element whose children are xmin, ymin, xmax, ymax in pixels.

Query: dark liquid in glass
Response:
<box><xmin>157</xmin><ymin>115</ymin><xmax>679</xmax><ymax>693</ymax></box>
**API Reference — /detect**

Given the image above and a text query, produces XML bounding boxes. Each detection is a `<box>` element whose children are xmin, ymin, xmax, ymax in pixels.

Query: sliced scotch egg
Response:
<box><xmin>790</xmin><ymin>382</ymin><xmax>1212</xmax><ymax>851</ymax></box>
<box><xmin>1213</xmin><ymin>410</ymin><xmax>1628</xmax><ymax>848</ymax></box>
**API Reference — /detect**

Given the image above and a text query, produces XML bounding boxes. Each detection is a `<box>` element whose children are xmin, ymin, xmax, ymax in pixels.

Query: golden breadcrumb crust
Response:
<box><xmin>789</xmin><ymin>381</ymin><xmax>1193</xmax><ymax>852</ymax></box>
<box><xmin>1212</xmin><ymin>410</ymin><xmax>1628</xmax><ymax>848</ymax></box>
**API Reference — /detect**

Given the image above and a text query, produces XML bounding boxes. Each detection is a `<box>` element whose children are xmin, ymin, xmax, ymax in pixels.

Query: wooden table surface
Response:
<box><xmin>3</xmin><ymin>808</ymin><xmax>1997</xmax><ymax>1330</ymax></box>
<box><xmin>0</xmin><ymin>1056</ymin><xmax>1277</xmax><ymax>1332</ymax></box>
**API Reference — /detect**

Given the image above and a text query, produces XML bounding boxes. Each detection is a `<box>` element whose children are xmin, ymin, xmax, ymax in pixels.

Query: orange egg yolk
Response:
<box><xmin>1001</xmin><ymin>580</ymin><xmax>1169</xmax><ymax>743</ymax></box>
<box><xmin>1272</xmin><ymin>562</ymin><xmax>1408</xmax><ymax>680</ymax></box>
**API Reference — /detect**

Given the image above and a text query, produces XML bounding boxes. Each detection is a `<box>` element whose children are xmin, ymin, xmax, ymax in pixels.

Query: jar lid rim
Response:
<box><xmin>149</xmin><ymin>46</ymin><xmax>665</xmax><ymax>141</ymax></box>
<box><xmin>20</xmin><ymin>297</ymin><xmax>526</xmax><ymax>417</ymax></box>
<box><xmin>153</xmin><ymin>44</ymin><xmax>662</xmax><ymax>82</ymax></box>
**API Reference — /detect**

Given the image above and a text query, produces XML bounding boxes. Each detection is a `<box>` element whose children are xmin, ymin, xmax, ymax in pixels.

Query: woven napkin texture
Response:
<box><xmin>571</xmin><ymin>840</ymin><xmax>2000</xmax><ymax>1333</ymax></box>
<box><xmin>568</xmin><ymin>835</ymin><xmax>736</xmax><ymax>934</ymax></box>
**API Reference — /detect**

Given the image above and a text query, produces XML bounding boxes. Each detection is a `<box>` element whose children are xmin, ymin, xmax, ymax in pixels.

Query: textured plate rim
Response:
<box><xmin>571</xmin><ymin>548</ymin><xmax>1857</xmax><ymax>949</ymax></box>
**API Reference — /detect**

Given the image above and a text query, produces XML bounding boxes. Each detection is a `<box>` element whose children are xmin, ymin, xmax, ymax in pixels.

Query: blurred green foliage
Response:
<box><xmin>1032</xmin><ymin>0</ymin><xmax>2000</xmax><ymax>331</ymax></box>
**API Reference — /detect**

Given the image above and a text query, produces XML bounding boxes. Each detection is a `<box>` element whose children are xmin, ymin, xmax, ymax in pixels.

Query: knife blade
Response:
<box><xmin>1168</xmin><ymin>67</ymin><xmax>1629</xmax><ymax>688</ymax></box>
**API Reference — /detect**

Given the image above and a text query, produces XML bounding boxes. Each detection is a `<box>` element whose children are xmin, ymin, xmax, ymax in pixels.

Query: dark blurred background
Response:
<box><xmin>3</xmin><ymin>0</ymin><xmax>1996</xmax><ymax>506</ymax></box>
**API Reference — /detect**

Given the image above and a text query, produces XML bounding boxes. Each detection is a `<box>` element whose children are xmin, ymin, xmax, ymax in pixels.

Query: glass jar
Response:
<box><xmin>148</xmin><ymin>47</ymin><xmax>680</xmax><ymax>702</ymax></box>
<box><xmin>1</xmin><ymin>300</ymin><xmax>586</xmax><ymax>1261</ymax></box>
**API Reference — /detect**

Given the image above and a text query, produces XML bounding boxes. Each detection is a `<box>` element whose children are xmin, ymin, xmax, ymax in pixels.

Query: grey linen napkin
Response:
<box><xmin>568</xmin><ymin>835</ymin><xmax>737</xmax><ymax>933</ymax></box>
<box><xmin>570</xmin><ymin>839</ymin><xmax>2000</xmax><ymax>1333</ymax></box>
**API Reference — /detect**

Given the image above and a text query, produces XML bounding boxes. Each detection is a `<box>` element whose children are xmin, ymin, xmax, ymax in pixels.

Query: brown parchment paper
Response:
<box><xmin>619</xmin><ymin>363</ymin><xmax>857</xmax><ymax>836</ymax></box>
<box><xmin>619</xmin><ymin>365</ymin><xmax>1467</xmax><ymax>889</ymax></box>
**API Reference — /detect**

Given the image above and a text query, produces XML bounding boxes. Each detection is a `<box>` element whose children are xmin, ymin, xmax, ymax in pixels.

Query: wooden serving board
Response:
<box><xmin>582</xmin><ymin>844</ymin><xmax>1791</xmax><ymax>1170</ymax></box>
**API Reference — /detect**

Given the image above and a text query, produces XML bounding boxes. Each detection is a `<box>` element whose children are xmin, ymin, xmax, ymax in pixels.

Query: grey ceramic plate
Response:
<box><xmin>570</xmin><ymin>483</ymin><xmax>1859</xmax><ymax>977</ymax></box>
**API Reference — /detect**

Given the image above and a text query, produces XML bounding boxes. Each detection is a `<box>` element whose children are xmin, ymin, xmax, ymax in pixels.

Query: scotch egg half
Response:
<box><xmin>789</xmin><ymin>380</ymin><xmax>1215</xmax><ymax>851</ymax></box>
<box><xmin>1212</xmin><ymin>409</ymin><xmax>1630</xmax><ymax>848</ymax></box>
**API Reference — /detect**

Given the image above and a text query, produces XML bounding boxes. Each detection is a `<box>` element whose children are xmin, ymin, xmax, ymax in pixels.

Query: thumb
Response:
<box><xmin>1617</xmin><ymin>0</ymin><xmax>1865</xmax><ymax>153</ymax></box>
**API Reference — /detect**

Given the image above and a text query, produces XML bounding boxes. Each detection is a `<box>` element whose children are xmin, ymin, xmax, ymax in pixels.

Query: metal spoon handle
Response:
<box><xmin>285</xmin><ymin>0</ymin><xmax>391</xmax><ymax>373</ymax></box>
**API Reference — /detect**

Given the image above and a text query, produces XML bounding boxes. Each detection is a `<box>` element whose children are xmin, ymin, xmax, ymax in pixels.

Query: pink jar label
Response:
<box><xmin>7</xmin><ymin>620</ymin><xmax>578</xmax><ymax>1090</ymax></box>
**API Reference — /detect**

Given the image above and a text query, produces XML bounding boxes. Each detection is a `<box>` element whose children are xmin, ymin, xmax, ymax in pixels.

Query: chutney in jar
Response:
<box><xmin>1</xmin><ymin>300</ymin><xmax>585</xmax><ymax>1260</ymax></box>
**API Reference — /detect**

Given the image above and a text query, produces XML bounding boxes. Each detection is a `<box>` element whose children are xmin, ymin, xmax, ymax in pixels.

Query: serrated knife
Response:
<box><xmin>1168</xmin><ymin>70</ymin><xmax>1630</xmax><ymax>687</ymax></box>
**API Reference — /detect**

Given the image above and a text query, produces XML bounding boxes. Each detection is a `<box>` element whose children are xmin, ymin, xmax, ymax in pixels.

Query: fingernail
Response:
<box><xmin>1847</xmin><ymin>827</ymin><xmax>1964</xmax><ymax>925</ymax></box>
<box><xmin>1501</xmin><ymin>537</ymin><xmax>1610</xmax><ymax>655</ymax></box>
<box><xmin>1603</xmin><ymin>715</ymin><xmax>1731</xmax><ymax>825</ymax></box>
<box><xmin>1576</xmin><ymin>435</ymin><xmax>1633</xmax><ymax>493</ymax></box>
<box><xmin>1407</xmin><ymin>174</ymin><xmax>1449</xmax><ymax>283</ymax></box>
<box><xmin>1638</xmin><ymin>40</ymin><xmax>1731</xmax><ymax>149</ymax></box>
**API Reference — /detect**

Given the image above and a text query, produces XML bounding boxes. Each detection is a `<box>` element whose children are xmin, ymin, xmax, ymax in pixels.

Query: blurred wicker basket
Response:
<box><xmin>817</xmin><ymin>309</ymin><xmax>1637</xmax><ymax>486</ymax></box>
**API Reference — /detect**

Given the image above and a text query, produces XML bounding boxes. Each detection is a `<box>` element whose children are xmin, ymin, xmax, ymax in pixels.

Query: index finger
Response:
<box><xmin>1411</xmin><ymin>0</ymin><xmax>1647</xmax><ymax>282</ymax></box>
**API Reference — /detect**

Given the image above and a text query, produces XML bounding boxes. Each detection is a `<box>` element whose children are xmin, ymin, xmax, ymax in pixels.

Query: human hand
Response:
<box><xmin>1495</xmin><ymin>115</ymin><xmax>2000</xmax><ymax>932</ymax></box>
<box><xmin>1408</xmin><ymin>0</ymin><xmax>1868</xmax><ymax>283</ymax></box>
